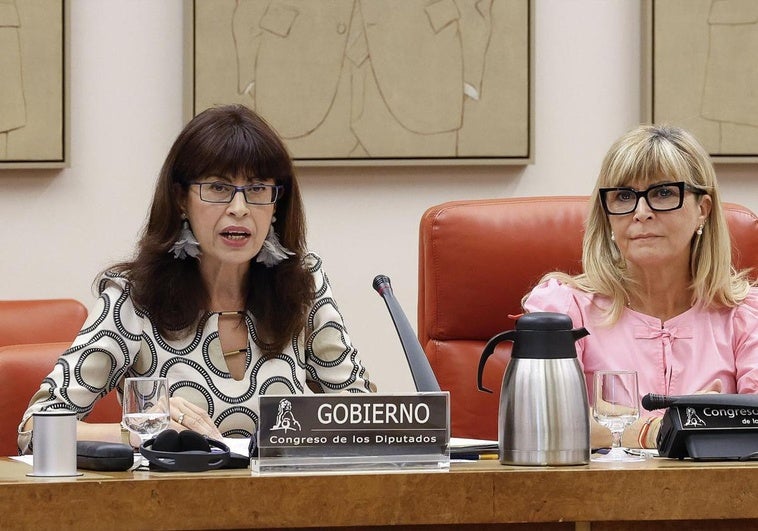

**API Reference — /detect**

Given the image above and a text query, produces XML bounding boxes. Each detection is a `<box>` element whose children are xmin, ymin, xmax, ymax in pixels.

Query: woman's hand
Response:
<box><xmin>621</xmin><ymin>416</ymin><xmax>660</xmax><ymax>449</ymax></box>
<box><xmin>696</xmin><ymin>379</ymin><xmax>723</xmax><ymax>394</ymax></box>
<box><xmin>169</xmin><ymin>397</ymin><xmax>223</xmax><ymax>440</ymax></box>
<box><xmin>590</xmin><ymin>415</ymin><xmax>613</xmax><ymax>449</ymax></box>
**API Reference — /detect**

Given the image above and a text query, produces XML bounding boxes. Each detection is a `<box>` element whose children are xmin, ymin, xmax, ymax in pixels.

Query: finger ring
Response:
<box><xmin>177</xmin><ymin>413</ymin><xmax>185</xmax><ymax>425</ymax></box>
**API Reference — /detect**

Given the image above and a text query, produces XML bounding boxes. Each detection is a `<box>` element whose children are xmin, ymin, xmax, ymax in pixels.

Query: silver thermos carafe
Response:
<box><xmin>477</xmin><ymin>312</ymin><xmax>590</xmax><ymax>465</ymax></box>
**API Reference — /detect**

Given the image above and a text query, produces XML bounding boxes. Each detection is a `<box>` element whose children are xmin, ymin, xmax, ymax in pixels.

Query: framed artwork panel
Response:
<box><xmin>188</xmin><ymin>0</ymin><xmax>532</xmax><ymax>166</ymax></box>
<box><xmin>643</xmin><ymin>0</ymin><xmax>758</xmax><ymax>162</ymax></box>
<box><xmin>0</xmin><ymin>0</ymin><xmax>66</xmax><ymax>169</ymax></box>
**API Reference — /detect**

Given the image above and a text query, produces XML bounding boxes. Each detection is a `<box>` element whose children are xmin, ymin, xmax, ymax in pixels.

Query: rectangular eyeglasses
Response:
<box><xmin>189</xmin><ymin>181</ymin><xmax>283</xmax><ymax>205</ymax></box>
<box><xmin>599</xmin><ymin>181</ymin><xmax>706</xmax><ymax>215</ymax></box>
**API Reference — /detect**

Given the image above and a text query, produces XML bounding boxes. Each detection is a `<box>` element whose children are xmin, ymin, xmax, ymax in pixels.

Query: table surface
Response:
<box><xmin>2</xmin><ymin>455</ymin><xmax>757</xmax><ymax>530</ymax></box>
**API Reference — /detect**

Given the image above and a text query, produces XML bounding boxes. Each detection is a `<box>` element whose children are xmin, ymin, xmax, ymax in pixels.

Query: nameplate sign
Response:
<box><xmin>252</xmin><ymin>392</ymin><xmax>450</xmax><ymax>474</ymax></box>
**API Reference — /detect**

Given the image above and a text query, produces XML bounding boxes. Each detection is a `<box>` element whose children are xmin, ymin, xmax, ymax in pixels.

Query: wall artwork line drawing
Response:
<box><xmin>0</xmin><ymin>0</ymin><xmax>65</xmax><ymax>169</ymax></box>
<box><xmin>191</xmin><ymin>0</ymin><xmax>531</xmax><ymax>165</ymax></box>
<box><xmin>646</xmin><ymin>0</ymin><xmax>758</xmax><ymax>161</ymax></box>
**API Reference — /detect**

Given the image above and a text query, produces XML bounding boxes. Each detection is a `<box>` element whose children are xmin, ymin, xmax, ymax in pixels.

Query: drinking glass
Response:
<box><xmin>122</xmin><ymin>377</ymin><xmax>170</xmax><ymax>465</ymax></box>
<box><xmin>591</xmin><ymin>370</ymin><xmax>644</xmax><ymax>462</ymax></box>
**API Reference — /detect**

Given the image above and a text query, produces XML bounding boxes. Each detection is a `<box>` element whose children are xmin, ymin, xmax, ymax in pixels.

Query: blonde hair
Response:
<box><xmin>534</xmin><ymin>124</ymin><xmax>753</xmax><ymax>324</ymax></box>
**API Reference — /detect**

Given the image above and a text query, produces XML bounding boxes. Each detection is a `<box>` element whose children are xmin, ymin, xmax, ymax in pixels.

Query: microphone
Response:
<box><xmin>372</xmin><ymin>274</ymin><xmax>441</xmax><ymax>392</ymax></box>
<box><xmin>641</xmin><ymin>393</ymin><xmax>675</xmax><ymax>410</ymax></box>
<box><xmin>642</xmin><ymin>392</ymin><xmax>758</xmax><ymax>411</ymax></box>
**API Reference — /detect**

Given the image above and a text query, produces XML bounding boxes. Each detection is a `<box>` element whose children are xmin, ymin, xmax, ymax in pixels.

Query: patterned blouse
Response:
<box><xmin>19</xmin><ymin>253</ymin><xmax>375</xmax><ymax>453</ymax></box>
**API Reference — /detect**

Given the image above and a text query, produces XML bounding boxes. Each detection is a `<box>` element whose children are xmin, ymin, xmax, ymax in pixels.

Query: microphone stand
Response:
<box><xmin>373</xmin><ymin>275</ymin><xmax>441</xmax><ymax>393</ymax></box>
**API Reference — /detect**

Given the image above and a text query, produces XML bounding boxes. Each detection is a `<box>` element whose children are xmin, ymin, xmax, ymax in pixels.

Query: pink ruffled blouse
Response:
<box><xmin>524</xmin><ymin>279</ymin><xmax>758</xmax><ymax>412</ymax></box>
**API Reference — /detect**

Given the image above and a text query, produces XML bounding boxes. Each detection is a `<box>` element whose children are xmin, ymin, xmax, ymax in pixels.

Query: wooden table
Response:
<box><xmin>1</xmin><ymin>456</ymin><xmax>757</xmax><ymax>530</ymax></box>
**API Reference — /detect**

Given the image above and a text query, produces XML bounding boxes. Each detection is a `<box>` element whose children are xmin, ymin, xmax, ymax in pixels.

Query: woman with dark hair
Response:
<box><xmin>19</xmin><ymin>104</ymin><xmax>375</xmax><ymax>453</ymax></box>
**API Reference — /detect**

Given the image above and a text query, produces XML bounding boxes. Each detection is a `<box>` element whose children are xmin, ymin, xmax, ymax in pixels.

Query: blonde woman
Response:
<box><xmin>523</xmin><ymin>124</ymin><xmax>757</xmax><ymax>449</ymax></box>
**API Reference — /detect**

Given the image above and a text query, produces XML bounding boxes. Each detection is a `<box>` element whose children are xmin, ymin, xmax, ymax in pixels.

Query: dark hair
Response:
<box><xmin>108</xmin><ymin>104</ymin><xmax>314</xmax><ymax>354</ymax></box>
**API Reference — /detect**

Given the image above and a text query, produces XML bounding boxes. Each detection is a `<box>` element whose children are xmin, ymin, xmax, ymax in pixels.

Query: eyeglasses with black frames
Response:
<box><xmin>189</xmin><ymin>181</ymin><xmax>283</xmax><ymax>205</ymax></box>
<box><xmin>599</xmin><ymin>181</ymin><xmax>706</xmax><ymax>216</ymax></box>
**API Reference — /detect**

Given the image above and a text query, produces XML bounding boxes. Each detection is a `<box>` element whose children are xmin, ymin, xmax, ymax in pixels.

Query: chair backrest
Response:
<box><xmin>0</xmin><ymin>342</ymin><xmax>122</xmax><ymax>456</ymax></box>
<box><xmin>0</xmin><ymin>299</ymin><xmax>88</xmax><ymax>348</ymax></box>
<box><xmin>418</xmin><ymin>197</ymin><xmax>758</xmax><ymax>440</ymax></box>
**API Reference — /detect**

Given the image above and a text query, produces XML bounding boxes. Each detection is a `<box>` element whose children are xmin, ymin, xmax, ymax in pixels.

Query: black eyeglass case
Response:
<box><xmin>76</xmin><ymin>440</ymin><xmax>135</xmax><ymax>471</ymax></box>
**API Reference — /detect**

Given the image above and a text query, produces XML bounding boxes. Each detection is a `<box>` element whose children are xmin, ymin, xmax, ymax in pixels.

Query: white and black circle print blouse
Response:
<box><xmin>19</xmin><ymin>253</ymin><xmax>375</xmax><ymax>453</ymax></box>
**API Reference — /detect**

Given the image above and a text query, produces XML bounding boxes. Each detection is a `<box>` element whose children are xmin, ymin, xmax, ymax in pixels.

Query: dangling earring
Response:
<box><xmin>696</xmin><ymin>224</ymin><xmax>704</xmax><ymax>236</ymax></box>
<box><xmin>170</xmin><ymin>217</ymin><xmax>201</xmax><ymax>259</ymax></box>
<box><xmin>610</xmin><ymin>232</ymin><xmax>616</xmax><ymax>242</ymax></box>
<box><xmin>256</xmin><ymin>216</ymin><xmax>294</xmax><ymax>267</ymax></box>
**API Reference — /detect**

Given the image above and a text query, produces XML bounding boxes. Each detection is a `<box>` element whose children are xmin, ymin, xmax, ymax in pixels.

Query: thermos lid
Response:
<box><xmin>515</xmin><ymin>312</ymin><xmax>573</xmax><ymax>331</ymax></box>
<box><xmin>511</xmin><ymin>312</ymin><xmax>588</xmax><ymax>359</ymax></box>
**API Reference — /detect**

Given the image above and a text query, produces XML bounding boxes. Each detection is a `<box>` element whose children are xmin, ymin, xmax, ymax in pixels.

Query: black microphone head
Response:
<box><xmin>642</xmin><ymin>393</ymin><xmax>670</xmax><ymax>411</ymax></box>
<box><xmin>372</xmin><ymin>275</ymin><xmax>392</xmax><ymax>294</ymax></box>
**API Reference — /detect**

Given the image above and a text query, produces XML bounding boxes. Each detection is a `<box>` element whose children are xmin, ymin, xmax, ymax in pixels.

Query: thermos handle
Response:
<box><xmin>477</xmin><ymin>331</ymin><xmax>516</xmax><ymax>393</ymax></box>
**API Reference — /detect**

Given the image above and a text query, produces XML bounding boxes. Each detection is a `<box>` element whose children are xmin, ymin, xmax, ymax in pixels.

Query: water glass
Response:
<box><xmin>122</xmin><ymin>377</ymin><xmax>170</xmax><ymax>462</ymax></box>
<box><xmin>591</xmin><ymin>370</ymin><xmax>644</xmax><ymax>462</ymax></box>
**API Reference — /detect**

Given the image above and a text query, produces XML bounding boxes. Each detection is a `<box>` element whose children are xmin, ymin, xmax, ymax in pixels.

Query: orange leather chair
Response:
<box><xmin>418</xmin><ymin>197</ymin><xmax>758</xmax><ymax>440</ymax></box>
<box><xmin>0</xmin><ymin>342</ymin><xmax>122</xmax><ymax>456</ymax></box>
<box><xmin>0</xmin><ymin>299</ymin><xmax>88</xmax><ymax>347</ymax></box>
